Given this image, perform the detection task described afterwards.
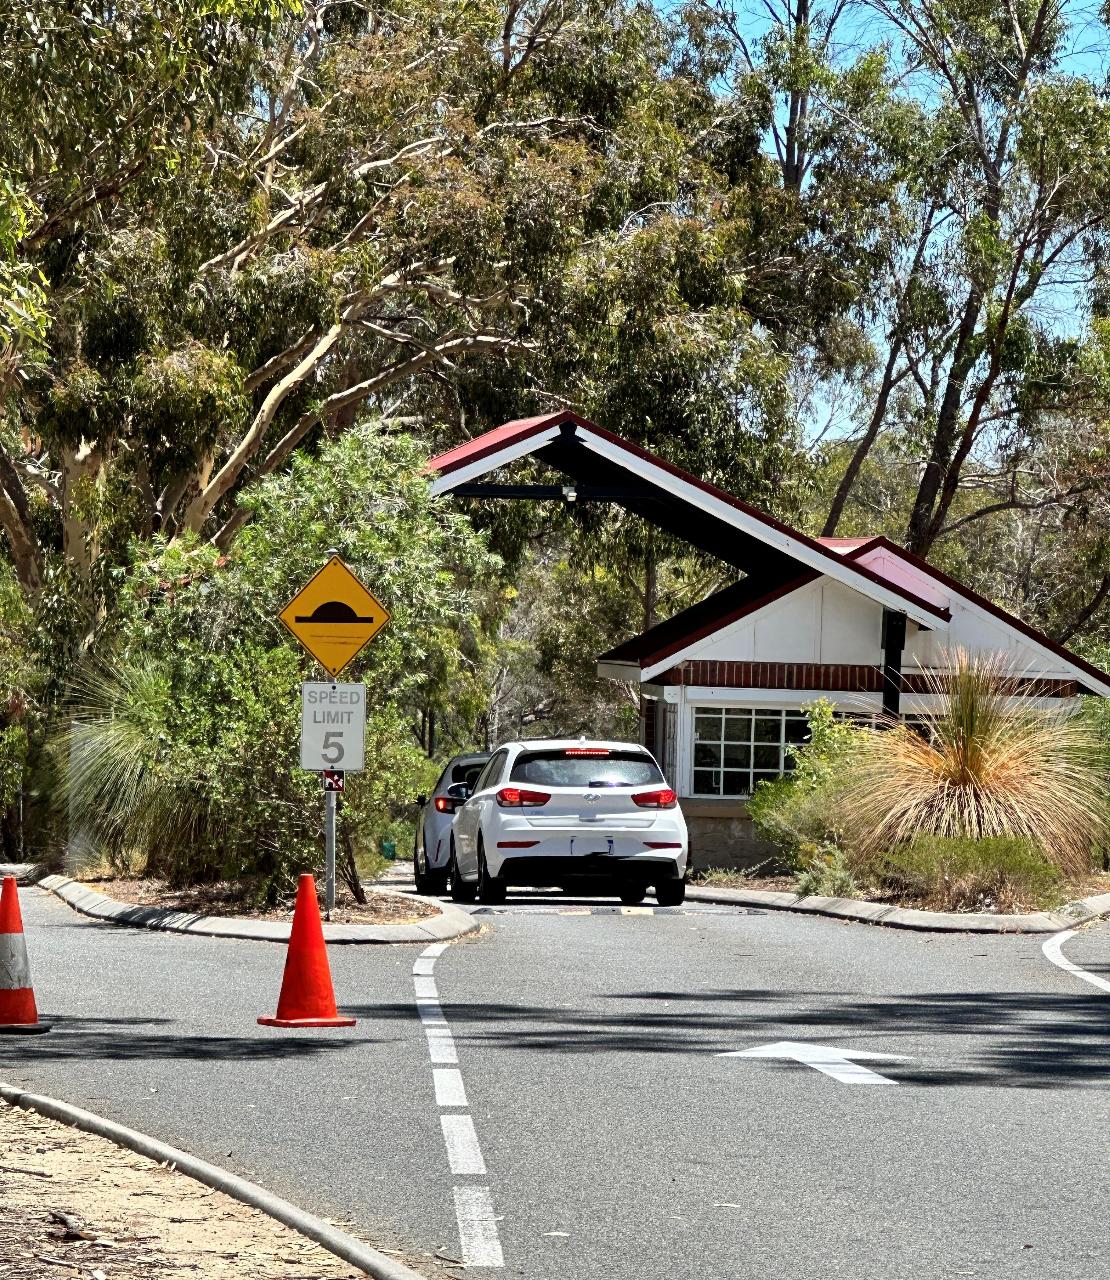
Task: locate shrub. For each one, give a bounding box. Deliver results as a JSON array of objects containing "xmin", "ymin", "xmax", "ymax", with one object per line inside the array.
[
  {"xmin": 838, "ymin": 649, "xmax": 1110, "ymax": 877},
  {"xmin": 747, "ymin": 698, "xmax": 865, "ymax": 861},
  {"xmin": 876, "ymin": 835, "xmax": 1061, "ymax": 912},
  {"xmin": 51, "ymin": 421, "xmax": 490, "ymax": 896},
  {"xmin": 794, "ymin": 845, "xmax": 858, "ymax": 898}
]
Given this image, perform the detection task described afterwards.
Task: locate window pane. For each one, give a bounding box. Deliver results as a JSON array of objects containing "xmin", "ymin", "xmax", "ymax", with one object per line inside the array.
[
  {"xmin": 693, "ymin": 769, "xmax": 719, "ymax": 795},
  {"xmin": 722, "ymin": 743, "xmax": 751, "ymax": 769},
  {"xmin": 784, "ymin": 716, "xmax": 810, "ymax": 744},
  {"xmin": 752, "ymin": 770, "xmax": 781, "ymax": 785},
  {"xmin": 754, "ymin": 744, "xmax": 781, "ymax": 770},
  {"xmin": 721, "ymin": 771, "xmax": 749, "ymax": 796},
  {"xmin": 754, "ymin": 715, "xmax": 783, "ymax": 744},
  {"xmin": 694, "ymin": 714, "xmax": 721, "ymax": 741},
  {"xmin": 694, "ymin": 742, "xmax": 720, "ymax": 768},
  {"xmin": 723, "ymin": 710, "xmax": 752, "ymax": 741}
]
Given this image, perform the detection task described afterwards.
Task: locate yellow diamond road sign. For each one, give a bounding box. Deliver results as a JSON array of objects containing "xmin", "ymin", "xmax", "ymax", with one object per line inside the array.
[{"xmin": 279, "ymin": 556, "xmax": 390, "ymax": 678}]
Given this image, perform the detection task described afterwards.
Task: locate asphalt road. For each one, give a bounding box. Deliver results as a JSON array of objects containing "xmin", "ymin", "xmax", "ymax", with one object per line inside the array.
[{"xmin": 4, "ymin": 884, "xmax": 1109, "ymax": 1280}]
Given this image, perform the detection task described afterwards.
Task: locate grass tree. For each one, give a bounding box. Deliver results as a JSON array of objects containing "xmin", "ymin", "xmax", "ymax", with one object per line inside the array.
[{"xmin": 840, "ymin": 649, "xmax": 1110, "ymax": 877}]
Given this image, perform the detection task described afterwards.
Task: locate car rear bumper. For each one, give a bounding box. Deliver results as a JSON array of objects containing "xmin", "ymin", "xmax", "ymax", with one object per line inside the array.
[{"xmin": 494, "ymin": 853, "xmax": 685, "ymax": 886}]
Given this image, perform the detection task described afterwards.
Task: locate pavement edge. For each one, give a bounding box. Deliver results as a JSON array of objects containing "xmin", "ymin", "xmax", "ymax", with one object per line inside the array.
[
  {"xmin": 0, "ymin": 1081, "xmax": 430, "ymax": 1280},
  {"xmin": 36, "ymin": 875, "xmax": 478, "ymax": 945},
  {"xmin": 687, "ymin": 885, "xmax": 1110, "ymax": 934}
]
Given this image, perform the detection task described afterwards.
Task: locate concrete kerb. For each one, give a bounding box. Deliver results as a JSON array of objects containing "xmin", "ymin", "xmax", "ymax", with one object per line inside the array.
[
  {"xmin": 0, "ymin": 1081, "xmax": 429, "ymax": 1280},
  {"xmin": 37, "ymin": 875, "xmax": 478, "ymax": 945},
  {"xmin": 686, "ymin": 883, "xmax": 1110, "ymax": 934}
]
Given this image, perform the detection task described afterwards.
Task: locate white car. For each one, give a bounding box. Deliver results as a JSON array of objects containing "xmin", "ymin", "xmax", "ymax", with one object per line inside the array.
[
  {"xmin": 447, "ymin": 739, "xmax": 688, "ymax": 905},
  {"xmin": 414, "ymin": 752, "xmax": 492, "ymax": 894}
]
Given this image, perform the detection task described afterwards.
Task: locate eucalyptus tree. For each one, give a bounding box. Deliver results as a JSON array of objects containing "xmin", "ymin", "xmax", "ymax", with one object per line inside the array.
[{"xmin": 824, "ymin": 0, "xmax": 1110, "ymax": 557}]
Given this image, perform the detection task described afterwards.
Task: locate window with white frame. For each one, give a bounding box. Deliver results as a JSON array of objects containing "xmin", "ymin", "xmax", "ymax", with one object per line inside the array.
[{"xmin": 691, "ymin": 707, "xmax": 809, "ymax": 797}]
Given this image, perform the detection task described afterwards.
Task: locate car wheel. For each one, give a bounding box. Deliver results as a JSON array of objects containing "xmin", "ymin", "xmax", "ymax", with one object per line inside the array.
[
  {"xmin": 477, "ymin": 842, "xmax": 507, "ymax": 905},
  {"xmin": 449, "ymin": 844, "xmax": 478, "ymax": 903},
  {"xmin": 618, "ymin": 884, "xmax": 647, "ymax": 905},
  {"xmin": 655, "ymin": 879, "xmax": 686, "ymax": 907},
  {"xmin": 413, "ymin": 841, "xmax": 430, "ymax": 894}
]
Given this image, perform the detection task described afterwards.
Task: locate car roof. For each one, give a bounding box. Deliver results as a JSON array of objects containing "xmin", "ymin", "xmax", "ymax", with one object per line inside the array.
[
  {"xmin": 446, "ymin": 752, "xmax": 492, "ymax": 765},
  {"xmin": 496, "ymin": 738, "xmax": 651, "ymax": 753}
]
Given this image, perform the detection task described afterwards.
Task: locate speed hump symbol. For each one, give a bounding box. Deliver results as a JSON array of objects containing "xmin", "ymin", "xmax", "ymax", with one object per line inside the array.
[{"xmin": 279, "ymin": 556, "xmax": 390, "ymax": 678}]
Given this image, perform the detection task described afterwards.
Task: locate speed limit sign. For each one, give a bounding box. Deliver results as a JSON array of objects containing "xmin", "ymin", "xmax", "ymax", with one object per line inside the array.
[{"xmin": 300, "ymin": 682, "xmax": 365, "ymax": 771}]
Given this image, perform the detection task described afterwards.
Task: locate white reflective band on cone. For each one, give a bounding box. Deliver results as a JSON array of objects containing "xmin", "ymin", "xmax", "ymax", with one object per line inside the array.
[{"xmin": 0, "ymin": 933, "xmax": 32, "ymax": 989}]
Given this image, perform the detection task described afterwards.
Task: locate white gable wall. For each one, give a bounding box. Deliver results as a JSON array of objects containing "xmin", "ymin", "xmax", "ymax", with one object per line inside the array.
[
  {"xmin": 675, "ymin": 577, "xmax": 885, "ymax": 671},
  {"xmin": 669, "ymin": 554, "xmax": 1084, "ymax": 681}
]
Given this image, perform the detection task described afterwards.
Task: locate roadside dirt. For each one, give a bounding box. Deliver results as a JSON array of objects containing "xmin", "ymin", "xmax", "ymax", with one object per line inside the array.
[
  {"xmin": 79, "ymin": 878, "xmax": 437, "ymax": 926},
  {"xmin": 0, "ymin": 1101, "xmax": 466, "ymax": 1279}
]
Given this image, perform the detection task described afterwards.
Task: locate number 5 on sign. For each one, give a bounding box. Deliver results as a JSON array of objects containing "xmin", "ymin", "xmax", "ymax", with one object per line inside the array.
[{"xmin": 301, "ymin": 683, "xmax": 365, "ymax": 772}]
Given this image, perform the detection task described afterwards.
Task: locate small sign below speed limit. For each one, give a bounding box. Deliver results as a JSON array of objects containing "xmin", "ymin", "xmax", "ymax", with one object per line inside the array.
[{"xmin": 301, "ymin": 682, "xmax": 365, "ymax": 772}]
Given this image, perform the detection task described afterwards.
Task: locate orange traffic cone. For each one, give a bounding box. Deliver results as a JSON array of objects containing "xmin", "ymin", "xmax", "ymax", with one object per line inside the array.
[
  {"xmin": 258, "ymin": 874, "xmax": 356, "ymax": 1028},
  {"xmin": 0, "ymin": 875, "xmax": 50, "ymax": 1035}
]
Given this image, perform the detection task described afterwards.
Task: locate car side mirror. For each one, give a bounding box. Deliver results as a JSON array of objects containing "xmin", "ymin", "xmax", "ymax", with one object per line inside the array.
[
  {"xmin": 415, "ymin": 794, "xmax": 427, "ymax": 808},
  {"xmin": 446, "ymin": 782, "xmax": 471, "ymax": 802}
]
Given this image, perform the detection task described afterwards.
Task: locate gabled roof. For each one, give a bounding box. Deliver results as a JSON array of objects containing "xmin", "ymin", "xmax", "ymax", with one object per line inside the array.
[
  {"xmin": 598, "ymin": 531, "xmax": 1110, "ymax": 696},
  {"xmin": 842, "ymin": 536, "xmax": 1110, "ymax": 697},
  {"xmin": 427, "ymin": 412, "xmax": 951, "ymax": 630}
]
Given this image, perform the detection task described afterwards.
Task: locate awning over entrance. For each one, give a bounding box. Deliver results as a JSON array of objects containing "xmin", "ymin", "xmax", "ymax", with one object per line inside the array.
[{"xmin": 428, "ymin": 411, "xmax": 950, "ymax": 630}]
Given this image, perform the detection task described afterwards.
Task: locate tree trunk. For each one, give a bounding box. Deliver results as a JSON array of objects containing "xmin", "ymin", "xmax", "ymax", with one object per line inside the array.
[
  {"xmin": 823, "ymin": 342, "xmax": 902, "ymax": 536},
  {"xmin": 904, "ymin": 290, "xmax": 982, "ymax": 552}
]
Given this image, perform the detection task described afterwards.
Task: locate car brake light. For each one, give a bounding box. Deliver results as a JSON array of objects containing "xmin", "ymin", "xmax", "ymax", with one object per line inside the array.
[
  {"xmin": 434, "ymin": 796, "xmax": 456, "ymax": 813},
  {"xmin": 496, "ymin": 787, "xmax": 550, "ymax": 808},
  {"xmin": 633, "ymin": 788, "xmax": 677, "ymax": 808},
  {"xmin": 565, "ymin": 747, "xmax": 610, "ymax": 756}
]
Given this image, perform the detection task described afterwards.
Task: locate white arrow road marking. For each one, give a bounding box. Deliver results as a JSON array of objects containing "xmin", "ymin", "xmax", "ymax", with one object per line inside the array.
[{"xmin": 719, "ymin": 1040, "xmax": 911, "ymax": 1084}]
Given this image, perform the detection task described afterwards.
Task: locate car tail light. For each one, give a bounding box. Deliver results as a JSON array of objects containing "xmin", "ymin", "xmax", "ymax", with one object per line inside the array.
[
  {"xmin": 496, "ymin": 787, "xmax": 550, "ymax": 808},
  {"xmin": 644, "ymin": 841, "xmax": 682, "ymax": 849},
  {"xmin": 434, "ymin": 796, "xmax": 456, "ymax": 814},
  {"xmin": 497, "ymin": 840, "xmax": 540, "ymax": 848},
  {"xmin": 633, "ymin": 788, "xmax": 677, "ymax": 808}
]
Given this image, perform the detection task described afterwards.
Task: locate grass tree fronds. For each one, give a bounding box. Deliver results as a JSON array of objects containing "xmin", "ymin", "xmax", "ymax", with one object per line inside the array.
[{"xmin": 50, "ymin": 656, "xmax": 207, "ymax": 874}]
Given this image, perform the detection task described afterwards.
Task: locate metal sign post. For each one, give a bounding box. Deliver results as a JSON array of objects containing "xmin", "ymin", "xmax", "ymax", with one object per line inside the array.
[
  {"xmin": 325, "ymin": 786, "xmax": 337, "ymax": 918},
  {"xmin": 280, "ymin": 550, "xmax": 389, "ymax": 922}
]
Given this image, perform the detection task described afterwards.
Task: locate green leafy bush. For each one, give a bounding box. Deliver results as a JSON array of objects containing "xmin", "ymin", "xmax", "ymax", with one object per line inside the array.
[
  {"xmin": 876, "ymin": 835, "xmax": 1061, "ymax": 912},
  {"xmin": 794, "ymin": 845, "xmax": 858, "ymax": 898},
  {"xmin": 747, "ymin": 698, "xmax": 864, "ymax": 862},
  {"xmin": 52, "ymin": 421, "xmax": 490, "ymax": 897}
]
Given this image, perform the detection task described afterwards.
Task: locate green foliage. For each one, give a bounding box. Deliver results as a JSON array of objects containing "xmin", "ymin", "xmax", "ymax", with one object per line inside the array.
[
  {"xmin": 877, "ymin": 835, "xmax": 1062, "ymax": 913},
  {"xmin": 794, "ymin": 846, "xmax": 858, "ymax": 899},
  {"xmin": 51, "ymin": 421, "xmax": 492, "ymax": 893},
  {"xmin": 747, "ymin": 699, "xmax": 863, "ymax": 860}
]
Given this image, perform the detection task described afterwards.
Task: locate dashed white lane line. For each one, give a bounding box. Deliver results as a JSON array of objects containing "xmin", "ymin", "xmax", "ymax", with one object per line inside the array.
[
  {"xmin": 415, "ymin": 942, "xmax": 504, "ymax": 1268},
  {"xmin": 453, "ymin": 1187, "xmax": 505, "ymax": 1268},
  {"xmin": 441, "ymin": 1114, "xmax": 487, "ymax": 1174},
  {"xmin": 434, "ymin": 1068, "xmax": 468, "ymax": 1107},
  {"xmin": 1042, "ymin": 929, "xmax": 1110, "ymax": 995}
]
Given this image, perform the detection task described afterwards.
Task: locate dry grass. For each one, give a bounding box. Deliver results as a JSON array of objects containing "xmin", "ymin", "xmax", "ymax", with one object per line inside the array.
[{"xmin": 839, "ymin": 650, "xmax": 1110, "ymax": 877}]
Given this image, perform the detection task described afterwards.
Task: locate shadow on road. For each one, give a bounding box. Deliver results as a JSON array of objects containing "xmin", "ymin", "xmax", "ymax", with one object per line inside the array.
[
  {"xmin": 0, "ymin": 1013, "xmax": 366, "ymax": 1063},
  {"xmin": 340, "ymin": 987, "xmax": 1110, "ymax": 1089}
]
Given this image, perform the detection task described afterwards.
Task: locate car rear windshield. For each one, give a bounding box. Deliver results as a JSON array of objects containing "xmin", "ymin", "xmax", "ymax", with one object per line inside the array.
[
  {"xmin": 509, "ymin": 749, "xmax": 664, "ymax": 788},
  {"xmin": 451, "ymin": 759, "xmax": 487, "ymax": 783}
]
